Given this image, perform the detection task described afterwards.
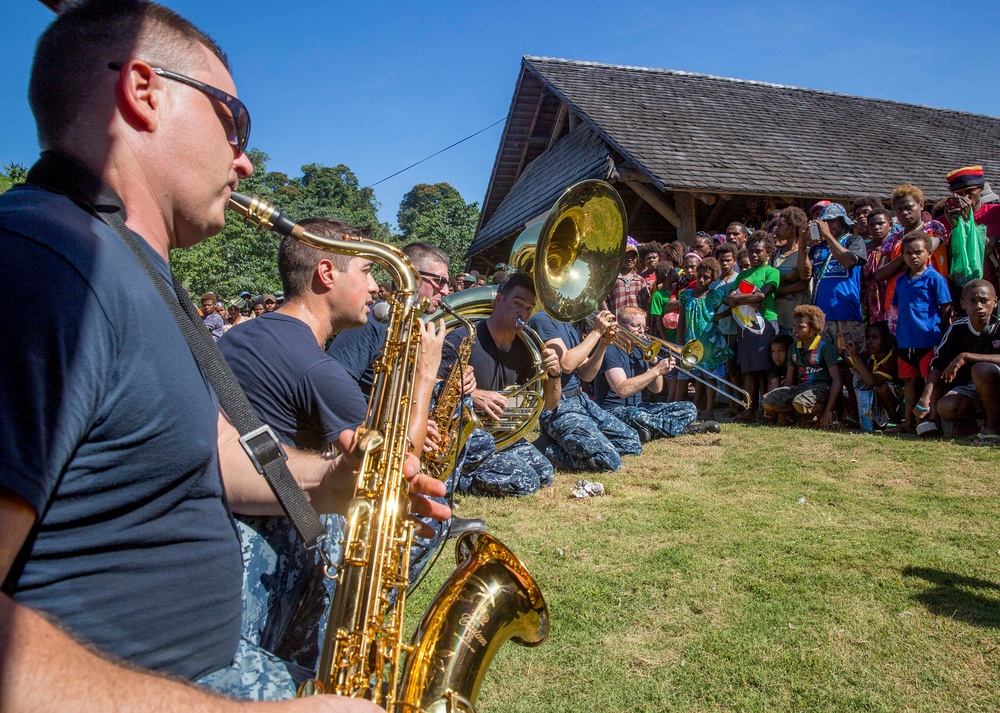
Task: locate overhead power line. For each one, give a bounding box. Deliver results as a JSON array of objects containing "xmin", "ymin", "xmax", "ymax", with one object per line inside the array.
[{"xmin": 367, "ymin": 117, "xmax": 506, "ymax": 188}]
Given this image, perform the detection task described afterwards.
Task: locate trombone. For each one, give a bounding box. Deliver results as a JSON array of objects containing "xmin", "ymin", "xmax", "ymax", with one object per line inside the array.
[{"xmin": 601, "ymin": 322, "xmax": 751, "ymax": 409}]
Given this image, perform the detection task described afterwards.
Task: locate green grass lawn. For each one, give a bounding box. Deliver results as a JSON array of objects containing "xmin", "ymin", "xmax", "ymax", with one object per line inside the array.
[{"xmin": 406, "ymin": 426, "xmax": 1000, "ymax": 712}]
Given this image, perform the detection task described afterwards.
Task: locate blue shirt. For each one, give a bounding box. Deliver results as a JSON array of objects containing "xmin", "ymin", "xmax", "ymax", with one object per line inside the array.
[
  {"xmin": 595, "ymin": 344, "xmax": 647, "ymax": 409},
  {"xmin": 809, "ymin": 234, "xmax": 867, "ymax": 322},
  {"xmin": 528, "ymin": 311, "xmax": 582, "ymax": 392},
  {"xmin": 0, "ymin": 181, "xmax": 241, "ymax": 680},
  {"xmin": 220, "ymin": 313, "xmax": 368, "ymax": 451},
  {"xmin": 326, "ymin": 315, "xmax": 387, "ymax": 396},
  {"xmin": 891, "ymin": 267, "xmax": 952, "ymax": 349}
]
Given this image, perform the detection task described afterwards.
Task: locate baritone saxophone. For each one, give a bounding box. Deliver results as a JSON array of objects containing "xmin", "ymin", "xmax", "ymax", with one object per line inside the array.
[{"xmin": 229, "ymin": 193, "xmax": 548, "ymax": 713}]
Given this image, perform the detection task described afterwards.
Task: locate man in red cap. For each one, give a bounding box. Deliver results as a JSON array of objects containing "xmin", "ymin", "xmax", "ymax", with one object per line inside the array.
[{"xmin": 940, "ymin": 166, "xmax": 1000, "ymax": 295}]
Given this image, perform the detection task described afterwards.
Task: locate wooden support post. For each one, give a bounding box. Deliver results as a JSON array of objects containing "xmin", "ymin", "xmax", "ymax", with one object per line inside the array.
[
  {"xmin": 547, "ymin": 103, "xmax": 568, "ymax": 150},
  {"xmin": 704, "ymin": 194, "xmax": 730, "ymax": 231},
  {"xmin": 674, "ymin": 192, "xmax": 697, "ymax": 245},
  {"xmin": 515, "ymin": 91, "xmax": 546, "ymax": 178},
  {"xmin": 623, "ymin": 180, "xmax": 681, "ymax": 229}
]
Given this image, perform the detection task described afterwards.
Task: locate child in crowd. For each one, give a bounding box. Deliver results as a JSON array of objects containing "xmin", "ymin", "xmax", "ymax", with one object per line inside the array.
[
  {"xmin": 650, "ymin": 262, "xmax": 680, "ymax": 343},
  {"xmin": 842, "ymin": 322, "xmax": 902, "ymax": 431},
  {"xmin": 726, "ymin": 233, "xmax": 780, "ymax": 422},
  {"xmin": 916, "ymin": 279, "xmax": 1000, "ymax": 443},
  {"xmin": 713, "ymin": 243, "xmax": 742, "ymax": 411},
  {"xmin": 891, "ymin": 231, "xmax": 953, "ymax": 434},
  {"xmin": 736, "ymin": 250, "xmax": 751, "ymax": 272},
  {"xmin": 761, "ymin": 305, "xmax": 842, "ymax": 428},
  {"xmin": 768, "ymin": 333, "xmax": 794, "ymax": 393},
  {"xmin": 677, "ymin": 258, "xmax": 733, "ymax": 419}
]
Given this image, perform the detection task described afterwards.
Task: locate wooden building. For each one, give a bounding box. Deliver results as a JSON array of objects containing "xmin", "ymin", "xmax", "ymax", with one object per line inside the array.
[{"xmin": 468, "ymin": 56, "xmax": 1000, "ymax": 270}]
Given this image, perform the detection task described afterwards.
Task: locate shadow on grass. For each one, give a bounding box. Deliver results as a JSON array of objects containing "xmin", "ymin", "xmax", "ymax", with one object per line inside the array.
[{"xmin": 903, "ymin": 566, "xmax": 1000, "ymax": 628}]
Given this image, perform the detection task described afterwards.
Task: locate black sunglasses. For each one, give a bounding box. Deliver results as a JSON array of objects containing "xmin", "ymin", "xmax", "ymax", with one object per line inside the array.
[
  {"xmin": 108, "ymin": 62, "xmax": 251, "ymax": 156},
  {"xmin": 419, "ymin": 271, "xmax": 449, "ymax": 289}
]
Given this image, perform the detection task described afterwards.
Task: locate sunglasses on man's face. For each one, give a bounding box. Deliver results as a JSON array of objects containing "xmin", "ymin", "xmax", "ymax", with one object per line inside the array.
[
  {"xmin": 419, "ymin": 271, "xmax": 450, "ymax": 289},
  {"xmin": 108, "ymin": 62, "xmax": 251, "ymax": 156}
]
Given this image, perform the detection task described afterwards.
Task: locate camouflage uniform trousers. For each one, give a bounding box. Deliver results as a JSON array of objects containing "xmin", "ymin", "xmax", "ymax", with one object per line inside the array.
[
  {"xmin": 539, "ymin": 392, "xmax": 642, "ymax": 472},
  {"xmin": 196, "ymin": 513, "xmax": 342, "ymax": 699},
  {"xmin": 454, "ymin": 427, "xmax": 554, "ymax": 496},
  {"xmin": 608, "ymin": 400, "xmax": 698, "ymax": 438}
]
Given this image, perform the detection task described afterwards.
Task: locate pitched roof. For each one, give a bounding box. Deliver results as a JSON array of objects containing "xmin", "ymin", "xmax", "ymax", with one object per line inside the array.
[
  {"xmin": 470, "ymin": 123, "xmax": 614, "ymax": 256},
  {"xmin": 524, "ymin": 56, "xmax": 1000, "ymax": 198},
  {"xmin": 472, "ymin": 56, "xmax": 1000, "ymax": 257}
]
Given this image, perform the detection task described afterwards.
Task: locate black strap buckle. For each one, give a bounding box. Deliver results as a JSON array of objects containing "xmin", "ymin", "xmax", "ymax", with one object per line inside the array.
[{"xmin": 239, "ymin": 424, "xmax": 288, "ymax": 475}]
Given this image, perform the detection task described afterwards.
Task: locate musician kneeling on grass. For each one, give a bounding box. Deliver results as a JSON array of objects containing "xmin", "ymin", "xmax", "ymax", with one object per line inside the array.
[
  {"xmin": 438, "ymin": 273, "xmax": 562, "ymax": 496},
  {"xmin": 529, "ymin": 306, "xmax": 642, "ymax": 471},
  {"xmin": 594, "ymin": 306, "xmax": 713, "ymax": 440}
]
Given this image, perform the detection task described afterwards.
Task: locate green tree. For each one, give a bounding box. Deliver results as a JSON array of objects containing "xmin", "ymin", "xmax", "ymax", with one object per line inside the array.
[
  {"xmin": 0, "ymin": 163, "xmax": 28, "ymax": 194},
  {"xmin": 397, "ymin": 183, "xmax": 479, "ymax": 271},
  {"xmin": 170, "ymin": 148, "xmax": 283, "ymax": 297}
]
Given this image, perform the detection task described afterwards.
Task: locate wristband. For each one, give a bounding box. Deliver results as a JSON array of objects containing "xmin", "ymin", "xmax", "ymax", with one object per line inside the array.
[{"xmin": 914, "ymin": 403, "xmax": 930, "ymax": 412}]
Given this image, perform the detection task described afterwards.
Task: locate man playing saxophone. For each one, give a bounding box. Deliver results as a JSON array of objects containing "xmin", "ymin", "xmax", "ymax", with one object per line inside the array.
[
  {"xmin": 438, "ymin": 273, "xmax": 563, "ymax": 496},
  {"xmin": 0, "ymin": 2, "xmax": 447, "ymax": 710}
]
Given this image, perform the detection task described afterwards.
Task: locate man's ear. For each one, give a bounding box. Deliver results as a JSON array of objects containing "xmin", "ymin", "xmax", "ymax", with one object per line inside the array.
[
  {"xmin": 316, "ymin": 258, "xmax": 339, "ymax": 289},
  {"xmin": 115, "ymin": 60, "xmax": 161, "ymax": 134}
]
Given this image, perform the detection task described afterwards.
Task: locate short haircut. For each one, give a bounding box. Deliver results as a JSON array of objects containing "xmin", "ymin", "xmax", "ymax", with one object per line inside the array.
[
  {"xmin": 900, "ymin": 230, "xmax": 932, "ymax": 253},
  {"xmin": 779, "ymin": 206, "xmax": 808, "ymax": 234},
  {"xmin": 714, "ymin": 242, "xmax": 737, "ymax": 259},
  {"xmin": 745, "ymin": 231, "xmax": 774, "ymax": 255},
  {"xmin": 736, "ymin": 249, "xmax": 749, "ymax": 263},
  {"xmin": 497, "ymin": 271, "xmax": 535, "ymax": 298},
  {"xmin": 29, "ymin": 0, "xmax": 229, "ymax": 150},
  {"xmin": 770, "ymin": 333, "xmax": 794, "ymax": 349},
  {"xmin": 617, "ymin": 305, "xmax": 646, "ymax": 322},
  {"xmin": 727, "ymin": 222, "xmax": 748, "ymax": 235},
  {"xmin": 891, "ymin": 184, "xmax": 924, "ymax": 207},
  {"xmin": 961, "ymin": 278, "xmax": 996, "ymax": 301},
  {"xmin": 199, "ymin": 292, "xmax": 216, "ymax": 303},
  {"xmin": 698, "ymin": 257, "xmax": 721, "ymax": 281},
  {"xmin": 867, "ymin": 208, "xmax": 892, "ymax": 224},
  {"xmin": 851, "ymin": 195, "xmax": 884, "ymax": 214},
  {"xmin": 402, "ymin": 242, "xmax": 449, "ymax": 272},
  {"xmin": 654, "ymin": 262, "xmax": 676, "ymax": 287},
  {"xmin": 793, "ymin": 304, "xmax": 826, "ymax": 333},
  {"xmin": 279, "ymin": 217, "xmax": 367, "ymax": 298}
]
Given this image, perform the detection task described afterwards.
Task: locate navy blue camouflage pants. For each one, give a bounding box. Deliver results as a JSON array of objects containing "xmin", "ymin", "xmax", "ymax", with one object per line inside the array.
[
  {"xmin": 539, "ymin": 393, "xmax": 641, "ymax": 471},
  {"xmin": 608, "ymin": 400, "xmax": 698, "ymax": 438},
  {"xmin": 198, "ymin": 505, "xmax": 445, "ymax": 700},
  {"xmin": 455, "ymin": 428, "xmax": 554, "ymax": 496}
]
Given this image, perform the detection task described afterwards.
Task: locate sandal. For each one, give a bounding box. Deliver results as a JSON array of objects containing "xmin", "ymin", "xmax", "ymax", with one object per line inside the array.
[{"xmin": 972, "ymin": 432, "xmax": 1000, "ymax": 447}]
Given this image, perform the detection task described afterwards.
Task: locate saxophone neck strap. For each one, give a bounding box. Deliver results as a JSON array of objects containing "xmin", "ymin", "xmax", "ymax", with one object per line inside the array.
[{"xmin": 26, "ymin": 152, "xmax": 329, "ymax": 560}]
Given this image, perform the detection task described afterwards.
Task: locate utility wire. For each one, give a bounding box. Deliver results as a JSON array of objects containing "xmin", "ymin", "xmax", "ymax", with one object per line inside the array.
[{"xmin": 367, "ymin": 117, "xmax": 506, "ymax": 188}]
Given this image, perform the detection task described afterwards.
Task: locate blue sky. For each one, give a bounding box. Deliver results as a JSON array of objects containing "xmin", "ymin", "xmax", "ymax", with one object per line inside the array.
[{"xmin": 3, "ymin": 1, "xmax": 998, "ymax": 229}]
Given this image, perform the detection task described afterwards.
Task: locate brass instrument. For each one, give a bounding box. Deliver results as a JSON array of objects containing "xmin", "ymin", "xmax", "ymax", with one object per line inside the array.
[
  {"xmin": 649, "ymin": 335, "xmax": 752, "ymax": 409},
  {"xmin": 229, "ymin": 193, "xmax": 548, "ymax": 712},
  {"xmin": 423, "ymin": 300, "xmax": 481, "ymax": 482},
  {"xmin": 425, "ymin": 286, "xmax": 547, "ymax": 454},
  {"xmin": 592, "ymin": 318, "xmax": 663, "ymax": 363}
]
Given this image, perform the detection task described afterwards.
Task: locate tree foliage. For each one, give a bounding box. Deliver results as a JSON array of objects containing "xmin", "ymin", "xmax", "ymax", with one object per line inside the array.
[
  {"xmin": 397, "ymin": 183, "xmax": 479, "ymax": 271},
  {"xmin": 0, "ymin": 163, "xmax": 28, "ymax": 195},
  {"xmin": 170, "ymin": 153, "xmax": 393, "ymax": 297}
]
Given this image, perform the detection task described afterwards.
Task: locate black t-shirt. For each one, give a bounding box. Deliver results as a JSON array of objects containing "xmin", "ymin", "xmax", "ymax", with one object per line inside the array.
[
  {"xmin": 931, "ymin": 317, "xmax": 1000, "ymax": 387},
  {"xmin": 220, "ymin": 313, "xmax": 368, "ymax": 451},
  {"xmin": 439, "ymin": 320, "xmax": 534, "ymax": 391},
  {"xmin": 0, "ymin": 181, "xmax": 241, "ymax": 680},
  {"xmin": 326, "ymin": 316, "xmax": 387, "ymax": 396},
  {"xmin": 596, "ymin": 344, "xmax": 646, "ymax": 409}
]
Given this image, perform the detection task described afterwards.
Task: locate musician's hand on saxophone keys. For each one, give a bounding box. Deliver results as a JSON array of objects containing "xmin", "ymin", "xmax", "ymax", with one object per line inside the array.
[{"xmin": 460, "ymin": 365, "xmax": 477, "ymax": 395}]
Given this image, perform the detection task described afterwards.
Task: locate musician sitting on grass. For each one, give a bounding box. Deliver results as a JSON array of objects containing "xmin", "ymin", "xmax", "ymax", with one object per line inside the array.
[
  {"xmin": 529, "ymin": 304, "xmax": 642, "ymax": 472},
  {"xmin": 761, "ymin": 305, "xmax": 842, "ymax": 429},
  {"xmin": 594, "ymin": 306, "xmax": 715, "ymax": 441},
  {"xmin": 438, "ymin": 273, "xmax": 562, "ymax": 496}
]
